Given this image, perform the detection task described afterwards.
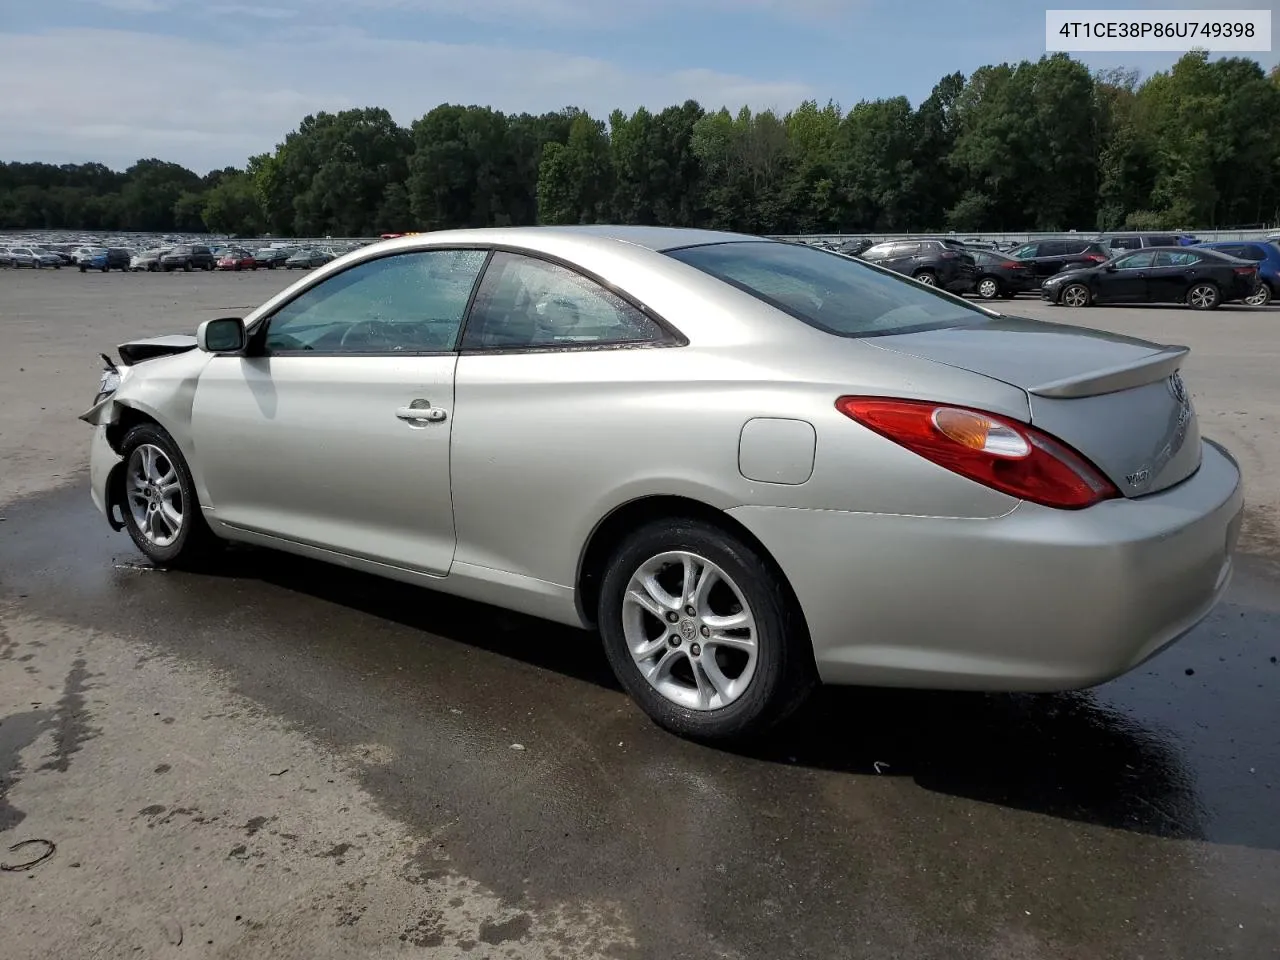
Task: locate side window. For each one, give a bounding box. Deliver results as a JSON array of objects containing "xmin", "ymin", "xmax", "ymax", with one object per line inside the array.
[
  {"xmin": 1240, "ymin": 245, "xmax": 1267, "ymax": 262},
  {"xmin": 1010, "ymin": 243, "xmax": 1038, "ymax": 258},
  {"xmin": 861, "ymin": 243, "xmax": 893, "ymax": 259},
  {"xmin": 263, "ymin": 249, "xmax": 488, "ymax": 354},
  {"xmin": 892, "ymin": 242, "xmax": 922, "ymax": 257},
  {"xmin": 1114, "ymin": 251, "xmax": 1157, "ymax": 269},
  {"xmin": 461, "ymin": 252, "xmax": 665, "ymax": 350},
  {"xmin": 1154, "ymin": 251, "xmax": 1200, "ymax": 267},
  {"xmin": 1109, "ymin": 237, "xmax": 1141, "ymax": 252},
  {"xmin": 1146, "ymin": 235, "xmax": 1178, "ymax": 247}
]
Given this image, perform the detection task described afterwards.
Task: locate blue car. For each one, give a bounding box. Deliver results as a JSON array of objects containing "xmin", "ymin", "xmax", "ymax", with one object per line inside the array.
[
  {"xmin": 78, "ymin": 249, "xmax": 109, "ymax": 273},
  {"xmin": 1197, "ymin": 240, "xmax": 1279, "ymax": 306}
]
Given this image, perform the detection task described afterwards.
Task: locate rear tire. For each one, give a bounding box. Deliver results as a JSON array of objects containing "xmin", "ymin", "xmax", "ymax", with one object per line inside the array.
[
  {"xmin": 1186, "ymin": 282, "xmax": 1219, "ymax": 310},
  {"xmin": 975, "ymin": 277, "xmax": 1001, "ymax": 300},
  {"xmin": 598, "ymin": 518, "xmax": 816, "ymax": 741},
  {"xmin": 1244, "ymin": 283, "xmax": 1272, "ymax": 307},
  {"xmin": 119, "ymin": 423, "xmax": 221, "ymax": 569}
]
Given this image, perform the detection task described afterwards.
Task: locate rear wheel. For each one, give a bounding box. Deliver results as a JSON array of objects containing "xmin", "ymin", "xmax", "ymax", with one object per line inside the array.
[
  {"xmin": 1061, "ymin": 283, "xmax": 1091, "ymax": 307},
  {"xmin": 914, "ymin": 270, "xmax": 937, "ymax": 286},
  {"xmin": 1187, "ymin": 282, "xmax": 1219, "ymax": 310},
  {"xmin": 1244, "ymin": 283, "xmax": 1272, "ymax": 307},
  {"xmin": 976, "ymin": 276, "xmax": 1001, "ymax": 300},
  {"xmin": 119, "ymin": 423, "xmax": 220, "ymax": 568},
  {"xmin": 183, "ymin": 260, "xmax": 193, "ymax": 272},
  {"xmin": 598, "ymin": 518, "xmax": 816, "ymax": 741}
]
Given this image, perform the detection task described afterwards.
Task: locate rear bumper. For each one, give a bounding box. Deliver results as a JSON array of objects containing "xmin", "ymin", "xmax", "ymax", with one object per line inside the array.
[{"xmin": 728, "ymin": 438, "xmax": 1243, "ymax": 691}]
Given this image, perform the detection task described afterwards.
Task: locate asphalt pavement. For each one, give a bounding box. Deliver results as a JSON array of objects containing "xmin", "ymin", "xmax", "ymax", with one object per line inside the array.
[{"xmin": 1, "ymin": 268, "xmax": 1277, "ymax": 959}]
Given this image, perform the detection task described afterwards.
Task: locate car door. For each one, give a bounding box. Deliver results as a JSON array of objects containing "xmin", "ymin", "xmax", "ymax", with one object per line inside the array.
[
  {"xmin": 1097, "ymin": 250, "xmax": 1156, "ymax": 302},
  {"xmin": 1143, "ymin": 250, "xmax": 1202, "ymax": 302},
  {"xmin": 450, "ymin": 250, "xmax": 679, "ymax": 587},
  {"xmin": 190, "ymin": 247, "xmax": 489, "ymax": 575}
]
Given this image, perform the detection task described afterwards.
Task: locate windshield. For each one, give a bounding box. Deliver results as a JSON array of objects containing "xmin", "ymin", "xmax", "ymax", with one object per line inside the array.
[{"xmin": 665, "ymin": 241, "xmax": 993, "ymax": 338}]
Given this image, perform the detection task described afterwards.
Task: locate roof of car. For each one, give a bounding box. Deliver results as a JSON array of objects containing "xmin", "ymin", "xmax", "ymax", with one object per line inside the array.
[{"xmin": 384, "ymin": 225, "xmax": 767, "ymax": 254}]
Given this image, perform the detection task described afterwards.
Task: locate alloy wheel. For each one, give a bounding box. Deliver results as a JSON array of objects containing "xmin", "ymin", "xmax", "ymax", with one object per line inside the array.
[
  {"xmin": 1062, "ymin": 284, "xmax": 1090, "ymax": 307},
  {"xmin": 1188, "ymin": 284, "xmax": 1218, "ymax": 309},
  {"xmin": 621, "ymin": 551, "xmax": 758, "ymax": 711},
  {"xmin": 126, "ymin": 443, "xmax": 185, "ymax": 547}
]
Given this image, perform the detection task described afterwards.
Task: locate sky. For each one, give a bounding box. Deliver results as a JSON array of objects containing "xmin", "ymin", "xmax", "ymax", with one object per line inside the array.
[{"xmin": 1, "ymin": 0, "xmax": 1275, "ymax": 173}]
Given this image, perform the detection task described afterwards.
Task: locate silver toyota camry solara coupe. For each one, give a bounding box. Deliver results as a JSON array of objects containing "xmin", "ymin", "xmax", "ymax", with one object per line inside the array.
[{"xmin": 81, "ymin": 226, "xmax": 1244, "ymax": 740}]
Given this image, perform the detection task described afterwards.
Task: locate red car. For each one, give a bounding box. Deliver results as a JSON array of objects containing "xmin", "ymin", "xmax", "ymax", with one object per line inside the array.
[{"xmin": 216, "ymin": 250, "xmax": 258, "ymax": 271}]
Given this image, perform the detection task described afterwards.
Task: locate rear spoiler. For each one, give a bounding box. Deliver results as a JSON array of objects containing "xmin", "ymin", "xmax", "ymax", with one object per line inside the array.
[{"xmin": 1028, "ymin": 345, "xmax": 1189, "ymax": 399}]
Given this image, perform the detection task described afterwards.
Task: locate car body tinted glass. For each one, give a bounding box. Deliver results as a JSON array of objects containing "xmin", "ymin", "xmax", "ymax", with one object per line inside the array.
[
  {"xmin": 1010, "ymin": 243, "xmax": 1038, "ymax": 258},
  {"xmin": 1114, "ymin": 251, "xmax": 1157, "ymax": 269},
  {"xmin": 1146, "ymin": 235, "xmax": 1178, "ymax": 247},
  {"xmin": 667, "ymin": 241, "xmax": 993, "ymax": 338},
  {"xmin": 264, "ymin": 249, "xmax": 487, "ymax": 353},
  {"xmin": 1108, "ymin": 236, "xmax": 1141, "ymax": 251},
  {"xmin": 861, "ymin": 243, "xmax": 894, "ymax": 259},
  {"xmin": 461, "ymin": 252, "xmax": 664, "ymax": 350},
  {"xmin": 892, "ymin": 242, "xmax": 922, "ymax": 257},
  {"xmin": 1154, "ymin": 251, "xmax": 1200, "ymax": 267}
]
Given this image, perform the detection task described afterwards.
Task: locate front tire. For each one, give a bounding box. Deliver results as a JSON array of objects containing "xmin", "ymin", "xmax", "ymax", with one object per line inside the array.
[
  {"xmin": 1187, "ymin": 282, "xmax": 1219, "ymax": 310},
  {"xmin": 598, "ymin": 518, "xmax": 816, "ymax": 741},
  {"xmin": 119, "ymin": 423, "xmax": 219, "ymax": 568},
  {"xmin": 975, "ymin": 276, "xmax": 1001, "ymax": 300},
  {"xmin": 1060, "ymin": 282, "xmax": 1091, "ymax": 307},
  {"xmin": 914, "ymin": 270, "xmax": 937, "ymax": 286}
]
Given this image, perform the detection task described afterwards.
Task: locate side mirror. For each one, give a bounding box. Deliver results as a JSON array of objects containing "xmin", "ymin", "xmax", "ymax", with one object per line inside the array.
[
  {"xmin": 197, "ymin": 317, "xmax": 246, "ymax": 353},
  {"xmin": 1104, "ymin": 264, "xmax": 1117, "ymax": 272}
]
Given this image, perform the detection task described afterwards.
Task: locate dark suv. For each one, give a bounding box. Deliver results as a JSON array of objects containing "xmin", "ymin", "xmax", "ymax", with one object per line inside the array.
[
  {"xmin": 858, "ymin": 239, "xmax": 978, "ymax": 292},
  {"xmin": 1006, "ymin": 238, "xmax": 1110, "ymax": 281},
  {"xmin": 160, "ymin": 244, "xmax": 215, "ymax": 272}
]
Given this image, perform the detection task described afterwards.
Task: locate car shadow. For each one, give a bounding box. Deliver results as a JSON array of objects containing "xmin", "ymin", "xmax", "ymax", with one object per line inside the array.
[{"xmin": 195, "ymin": 542, "xmax": 1239, "ymax": 847}]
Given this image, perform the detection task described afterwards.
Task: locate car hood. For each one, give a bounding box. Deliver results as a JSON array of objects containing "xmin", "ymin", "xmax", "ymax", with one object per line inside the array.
[{"xmin": 116, "ymin": 334, "xmax": 199, "ymax": 366}]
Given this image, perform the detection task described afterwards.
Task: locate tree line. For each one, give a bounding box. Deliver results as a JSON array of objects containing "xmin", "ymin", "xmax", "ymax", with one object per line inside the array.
[{"xmin": 3, "ymin": 52, "xmax": 1278, "ymax": 238}]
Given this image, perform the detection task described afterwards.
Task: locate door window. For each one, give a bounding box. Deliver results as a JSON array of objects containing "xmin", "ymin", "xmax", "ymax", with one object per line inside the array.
[
  {"xmin": 1009, "ymin": 243, "xmax": 1038, "ymax": 258},
  {"xmin": 1113, "ymin": 251, "xmax": 1157, "ymax": 269},
  {"xmin": 263, "ymin": 249, "xmax": 488, "ymax": 354},
  {"xmin": 1154, "ymin": 251, "xmax": 1201, "ymax": 267},
  {"xmin": 460, "ymin": 252, "xmax": 665, "ymax": 350}
]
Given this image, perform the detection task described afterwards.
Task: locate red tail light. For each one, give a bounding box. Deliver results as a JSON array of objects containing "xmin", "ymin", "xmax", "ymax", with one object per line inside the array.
[
  {"xmin": 835, "ymin": 397, "xmax": 1120, "ymax": 509},
  {"xmin": 1083, "ymin": 254, "xmax": 1107, "ymax": 263},
  {"xmin": 1000, "ymin": 261, "xmax": 1024, "ymax": 270},
  {"xmin": 1234, "ymin": 266, "xmax": 1256, "ymax": 274}
]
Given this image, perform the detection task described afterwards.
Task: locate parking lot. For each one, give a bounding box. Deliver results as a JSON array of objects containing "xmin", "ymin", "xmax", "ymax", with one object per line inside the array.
[{"xmin": 1, "ymin": 268, "xmax": 1277, "ymax": 958}]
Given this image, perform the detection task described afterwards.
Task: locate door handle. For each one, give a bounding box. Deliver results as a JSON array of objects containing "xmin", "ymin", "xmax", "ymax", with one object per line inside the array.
[{"xmin": 395, "ymin": 404, "xmax": 447, "ymax": 423}]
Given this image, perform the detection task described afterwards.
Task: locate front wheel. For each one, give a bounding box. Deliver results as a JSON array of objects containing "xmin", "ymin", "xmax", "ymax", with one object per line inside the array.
[
  {"xmin": 598, "ymin": 518, "xmax": 816, "ymax": 741},
  {"xmin": 975, "ymin": 277, "xmax": 1001, "ymax": 300},
  {"xmin": 120, "ymin": 423, "xmax": 220, "ymax": 568},
  {"xmin": 1244, "ymin": 283, "xmax": 1272, "ymax": 307},
  {"xmin": 914, "ymin": 270, "xmax": 937, "ymax": 286},
  {"xmin": 1186, "ymin": 282, "xmax": 1219, "ymax": 310},
  {"xmin": 1060, "ymin": 283, "xmax": 1091, "ymax": 307}
]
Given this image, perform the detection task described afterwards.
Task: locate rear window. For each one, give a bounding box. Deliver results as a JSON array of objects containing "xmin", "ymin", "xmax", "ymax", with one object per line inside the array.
[
  {"xmin": 665, "ymin": 241, "xmax": 993, "ymax": 338},
  {"xmin": 1145, "ymin": 235, "xmax": 1178, "ymax": 247}
]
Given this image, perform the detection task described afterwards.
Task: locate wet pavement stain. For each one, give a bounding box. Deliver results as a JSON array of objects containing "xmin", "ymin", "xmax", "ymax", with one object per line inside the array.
[
  {"xmin": 0, "ymin": 483, "xmax": 1277, "ymax": 958},
  {"xmin": 36, "ymin": 658, "xmax": 97, "ymax": 774},
  {"xmin": 0, "ymin": 708, "xmax": 52, "ymax": 832}
]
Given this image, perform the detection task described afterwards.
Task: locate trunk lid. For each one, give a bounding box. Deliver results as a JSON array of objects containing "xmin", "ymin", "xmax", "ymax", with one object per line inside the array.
[{"xmin": 867, "ymin": 315, "xmax": 1201, "ymax": 497}]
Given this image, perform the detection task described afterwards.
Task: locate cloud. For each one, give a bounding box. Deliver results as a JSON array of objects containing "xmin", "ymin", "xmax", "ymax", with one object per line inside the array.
[{"xmin": 0, "ymin": 28, "xmax": 812, "ymax": 172}]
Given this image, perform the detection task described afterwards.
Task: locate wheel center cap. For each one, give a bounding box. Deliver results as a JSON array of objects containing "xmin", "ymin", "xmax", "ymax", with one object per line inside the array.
[{"xmin": 678, "ymin": 619, "xmax": 698, "ymax": 643}]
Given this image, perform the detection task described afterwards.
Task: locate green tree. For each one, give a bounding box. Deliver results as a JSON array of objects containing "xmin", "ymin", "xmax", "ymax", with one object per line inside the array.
[{"xmin": 536, "ymin": 113, "xmax": 612, "ymax": 224}]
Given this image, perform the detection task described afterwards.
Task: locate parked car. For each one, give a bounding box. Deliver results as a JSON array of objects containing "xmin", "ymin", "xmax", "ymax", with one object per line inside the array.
[
  {"xmin": 1006, "ymin": 238, "xmax": 1110, "ymax": 282},
  {"xmin": 858, "ymin": 238, "xmax": 977, "ymax": 292},
  {"xmin": 7, "ymin": 246, "xmax": 62, "ymax": 268},
  {"xmin": 78, "ymin": 249, "xmax": 110, "ymax": 272},
  {"xmin": 285, "ymin": 249, "xmax": 334, "ymax": 269},
  {"xmin": 131, "ymin": 248, "xmax": 171, "ymax": 272},
  {"xmin": 216, "ymin": 249, "xmax": 258, "ymax": 271},
  {"xmin": 79, "ymin": 226, "xmax": 1243, "ymax": 741},
  {"xmin": 0, "ymin": 248, "xmax": 15, "ymax": 267},
  {"xmin": 967, "ymin": 249, "xmax": 1036, "ymax": 300},
  {"xmin": 1195, "ymin": 240, "xmax": 1280, "ymax": 306},
  {"xmin": 160, "ymin": 244, "xmax": 215, "ymax": 272},
  {"xmin": 1094, "ymin": 232, "xmax": 1197, "ymax": 256},
  {"xmin": 255, "ymin": 248, "xmax": 292, "ymax": 269},
  {"xmin": 1041, "ymin": 246, "xmax": 1260, "ymax": 310}
]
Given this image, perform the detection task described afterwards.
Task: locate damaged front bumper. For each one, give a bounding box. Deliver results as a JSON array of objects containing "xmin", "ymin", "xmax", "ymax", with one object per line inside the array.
[{"xmin": 89, "ymin": 423, "xmax": 126, "ymax": 531}]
